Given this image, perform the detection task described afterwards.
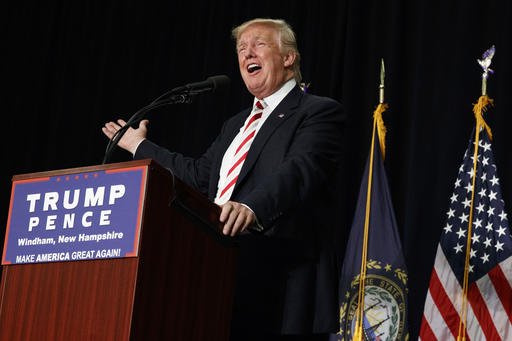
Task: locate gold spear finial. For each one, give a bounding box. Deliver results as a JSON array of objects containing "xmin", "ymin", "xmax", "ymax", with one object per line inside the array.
[
  {"xmin": 477, "ymin": 45, "xmax": 495, "ymax": 96},
  {"xmin": 379, "ymin": 58, "xmax": 385, "ymax": 104}
]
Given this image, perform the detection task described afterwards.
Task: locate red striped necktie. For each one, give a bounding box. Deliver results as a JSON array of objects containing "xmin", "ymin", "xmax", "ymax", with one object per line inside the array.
[{"xmin": 215, "ymin": 100, "xmax": 266, "ymax": 204}]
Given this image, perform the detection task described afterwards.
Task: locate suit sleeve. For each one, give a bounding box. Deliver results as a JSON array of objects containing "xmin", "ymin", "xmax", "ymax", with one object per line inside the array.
[{"xmin": 133, "ymin": 131, "xmax": 226, "ymax": 196}]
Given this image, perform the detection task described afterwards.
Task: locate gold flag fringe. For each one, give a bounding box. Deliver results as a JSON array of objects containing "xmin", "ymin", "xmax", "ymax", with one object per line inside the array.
[
  {"xmin": 473, "ymin": 95, "xmax": 493, "ymax": 140},
  {"xmin": 373, "ymin": 103, "xmax": 389, "ymax": 159}
]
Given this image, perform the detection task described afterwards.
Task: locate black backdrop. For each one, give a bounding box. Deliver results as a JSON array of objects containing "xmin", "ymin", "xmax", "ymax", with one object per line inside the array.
[{"xmin": 2, "ymin": 1, "xmax": 511, "ymax": 338}]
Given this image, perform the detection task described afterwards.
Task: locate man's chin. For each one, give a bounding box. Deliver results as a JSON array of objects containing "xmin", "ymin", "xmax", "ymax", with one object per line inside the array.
[{"xmin": 243, "ymin": 82, "xmax": 262, "ymax": 95}]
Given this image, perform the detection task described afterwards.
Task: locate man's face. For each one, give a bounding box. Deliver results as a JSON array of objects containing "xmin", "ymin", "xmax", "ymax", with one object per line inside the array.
[{"xmin": 236, "ymin": 24, "xmax": 295, "ymax": 99}]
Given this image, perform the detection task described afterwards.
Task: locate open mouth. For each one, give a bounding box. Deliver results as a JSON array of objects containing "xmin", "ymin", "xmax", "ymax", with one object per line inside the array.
[{"xmin": 247, "ymin": 63, "xmax": 262, "ymax": 73}]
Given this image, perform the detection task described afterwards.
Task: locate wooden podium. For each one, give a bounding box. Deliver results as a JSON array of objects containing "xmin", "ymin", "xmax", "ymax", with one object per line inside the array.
[{"xmin": 0, "ymin": 159, "xmax": 238, "ymax": 340}]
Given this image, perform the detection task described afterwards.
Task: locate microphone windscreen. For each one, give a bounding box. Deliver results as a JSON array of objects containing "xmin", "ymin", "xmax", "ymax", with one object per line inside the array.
[{"xmin": 208, "ymin": 75, "xmax": 230, "ymax": 91}]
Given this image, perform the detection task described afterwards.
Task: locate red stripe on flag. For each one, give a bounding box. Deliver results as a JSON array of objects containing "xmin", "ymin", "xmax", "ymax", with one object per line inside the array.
[
  {"xmin": 419, "ymin": 315, "xmax": 437, "ymax": 341},
  {"xmin": 488, "ymin": 264, "xmax": 512, "ymax": 323},
  {"xmin": 467, "ymin": 283, "xmax": 500, "ymax": 340},
  {"xmin": 428, "ymin": 269, "xmax": 460, "ymax": 339}
]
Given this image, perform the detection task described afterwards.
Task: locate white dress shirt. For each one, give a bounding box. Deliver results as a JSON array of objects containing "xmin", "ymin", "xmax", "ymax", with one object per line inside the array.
[{"xmin": 215, "ymin": 78, "xmax": 297, "ymax": 203}]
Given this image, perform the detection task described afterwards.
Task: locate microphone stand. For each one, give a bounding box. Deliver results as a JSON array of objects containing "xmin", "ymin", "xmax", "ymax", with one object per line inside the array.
[{"xmin": 102, "ymin": 89, "xmax": 194, "ymax": 164}]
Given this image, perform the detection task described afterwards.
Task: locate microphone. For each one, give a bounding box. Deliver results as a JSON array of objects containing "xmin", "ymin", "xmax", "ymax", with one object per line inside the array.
[{"xmin": 172, "ymin": 75, "xmax": 230, "ymax": 94}]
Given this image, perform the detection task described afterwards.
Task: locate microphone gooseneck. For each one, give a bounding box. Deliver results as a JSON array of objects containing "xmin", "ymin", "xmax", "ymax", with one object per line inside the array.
[{"xmin": 102, "ymin": 75, "xmax": 231, "ymax": 164}]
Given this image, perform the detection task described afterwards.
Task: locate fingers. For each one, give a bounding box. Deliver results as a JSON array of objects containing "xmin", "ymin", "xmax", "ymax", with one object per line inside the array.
[
  {"xmin": 102, "ymin": 119, "xmax": 133, "ymax": 140},
  {"xmin": 102, "ymin": 121, "xmax": 123, "ymax": 139},
  {"xmin": 102, "ymin": 119, "xmax": 147, "ymax": 136},
  {"xmin": 102, "ymin": 124, "xmax": 115, "ymax": 139},
  {"xmin": 219, "ymin": 201, "xmax": 255, "ymax": 236}
]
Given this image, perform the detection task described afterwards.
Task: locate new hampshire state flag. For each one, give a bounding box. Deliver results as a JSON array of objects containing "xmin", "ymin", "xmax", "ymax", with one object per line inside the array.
[{"xmin": 332, "ymin": 107, "xmax": 409, "ymax": 340}]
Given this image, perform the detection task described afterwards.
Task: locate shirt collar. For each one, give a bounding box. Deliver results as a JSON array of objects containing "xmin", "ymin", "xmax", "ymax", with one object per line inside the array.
[{"xmin": 252, "ymin": 78, "xmax": 297, "ymax": 112}]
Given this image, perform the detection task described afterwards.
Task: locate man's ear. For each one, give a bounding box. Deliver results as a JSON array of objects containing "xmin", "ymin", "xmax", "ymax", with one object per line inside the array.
[{"xmin": 283, "ymin": 51, "xmax": 296, "ymax": 67}]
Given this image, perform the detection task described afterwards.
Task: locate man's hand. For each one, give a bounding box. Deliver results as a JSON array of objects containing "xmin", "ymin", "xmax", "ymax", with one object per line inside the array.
[
  {"xmin": 102, "ymin": 119, "xmax": 148, "ymax": 155},
  {"xmin": 219, "ymin": 201, "xmax": 256, "ymax": 236}
]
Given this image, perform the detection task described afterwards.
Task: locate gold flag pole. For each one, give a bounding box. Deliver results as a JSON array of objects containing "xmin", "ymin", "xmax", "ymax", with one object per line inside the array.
[
  {"xmin": 353, "ymin": 59, "xmax": 389, "ymax": 341},
  {"xmin": 457, "ymin": 45, "xmax": 495, "ymax": 341}
]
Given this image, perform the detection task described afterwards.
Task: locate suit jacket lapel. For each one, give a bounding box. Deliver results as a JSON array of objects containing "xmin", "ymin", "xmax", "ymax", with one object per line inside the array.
[{"xmin": 234, "ymin": 86, "xmax": 303, "ymax": 192}]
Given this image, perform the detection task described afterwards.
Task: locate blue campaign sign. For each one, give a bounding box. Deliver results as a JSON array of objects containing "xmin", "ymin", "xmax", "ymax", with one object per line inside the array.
[{"xmin": 2, "ymin": 166, "xmax": 148, "ymax": 264}]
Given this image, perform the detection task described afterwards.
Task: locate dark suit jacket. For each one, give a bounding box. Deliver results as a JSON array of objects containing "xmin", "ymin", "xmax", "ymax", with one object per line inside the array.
[{"xmin": 135, "ymin": 85, "xmax": 346, "ymax": 334}]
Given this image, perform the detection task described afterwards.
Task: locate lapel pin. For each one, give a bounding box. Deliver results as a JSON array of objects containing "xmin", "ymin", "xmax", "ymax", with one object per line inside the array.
[{"xmin": 278, "ymin": 114, "xmax": 285, "ymax": 118}]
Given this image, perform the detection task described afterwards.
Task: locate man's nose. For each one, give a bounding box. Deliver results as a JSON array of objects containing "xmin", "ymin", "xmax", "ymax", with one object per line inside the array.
[{"xmin": 242, "ymin": 46, "xmax": 255, "ymax": 59}]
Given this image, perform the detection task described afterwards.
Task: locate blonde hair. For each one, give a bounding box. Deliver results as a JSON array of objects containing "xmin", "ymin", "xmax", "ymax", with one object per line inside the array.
[{"xmin": 232, "ymin": 18, "xmax": 302, "ymax": 83}]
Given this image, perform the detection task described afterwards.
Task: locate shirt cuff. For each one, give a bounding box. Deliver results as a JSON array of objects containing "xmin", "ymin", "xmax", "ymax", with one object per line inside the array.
[
  {"xmin": 240, "ymin": 203, "xmax": 264, "ymax": 232},
  {"xmin": 132, "ymin": 138, "xmax": 146, "ymax": 156}
]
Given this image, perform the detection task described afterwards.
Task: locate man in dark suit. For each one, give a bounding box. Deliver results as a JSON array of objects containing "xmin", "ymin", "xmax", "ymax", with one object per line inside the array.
[{"xmin": 103, "ymin": 18, "xmax": 345, "ymax": 341}]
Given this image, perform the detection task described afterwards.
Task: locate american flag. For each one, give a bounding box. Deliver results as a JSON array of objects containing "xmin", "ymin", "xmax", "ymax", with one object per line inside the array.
[{"xmin": 419, "ymin": 128, "xmax": 512, "ymax": 340}]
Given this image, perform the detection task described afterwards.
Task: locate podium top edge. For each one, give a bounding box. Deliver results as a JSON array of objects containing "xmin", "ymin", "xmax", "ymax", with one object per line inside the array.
[{"xmin": 12, "ymin": 159, "xmax": 157, "ymax": 181}]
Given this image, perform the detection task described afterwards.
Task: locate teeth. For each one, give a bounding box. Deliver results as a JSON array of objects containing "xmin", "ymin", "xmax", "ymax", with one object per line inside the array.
[{"xmin": 247, "ymin": 64, "xmax": 261, "ymax": 73}]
